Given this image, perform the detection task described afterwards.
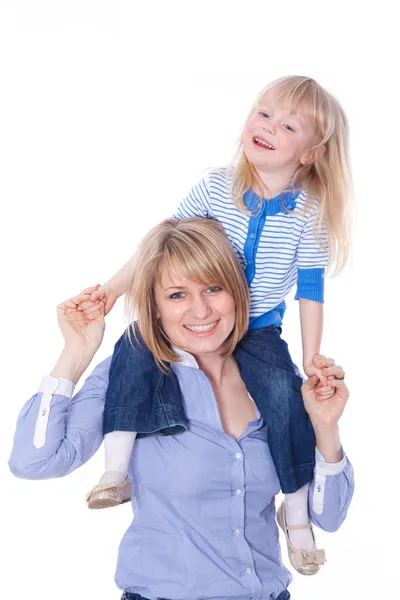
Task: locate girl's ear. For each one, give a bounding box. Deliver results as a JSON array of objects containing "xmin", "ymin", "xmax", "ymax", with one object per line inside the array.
[{"xmin": 300, "ymin": 145, "xmax": 326, "ymax": 166}]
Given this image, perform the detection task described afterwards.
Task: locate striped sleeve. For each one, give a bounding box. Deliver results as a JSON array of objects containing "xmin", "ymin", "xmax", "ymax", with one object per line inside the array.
[
  {"xmin": 295, "ymin": 205, "xmax": 329, "ymax": 303},
  {"xmin": 174, "ymin": 175, "xmax": 212, "ymax": 220}
]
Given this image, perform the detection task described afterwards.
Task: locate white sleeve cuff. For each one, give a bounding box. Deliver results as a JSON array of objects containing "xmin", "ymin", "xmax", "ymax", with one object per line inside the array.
[
  {"xmin": 37, "ymin": 375, "xmax": 75, "ymax": 398},
  {"xmin": 312, "ymin": 448, "xmax": 347, "ymax": 515},
  {"xmin": 33, "ymin": 376, "xmax": 75, "ymax": 449},
  {"xmin": 315, "ymin": 447, "xmax": 347, "ymax": 475}
]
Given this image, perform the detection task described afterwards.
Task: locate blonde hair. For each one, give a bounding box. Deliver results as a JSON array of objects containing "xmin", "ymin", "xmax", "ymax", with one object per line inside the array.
[
  {"xmin": 126, "ymin": 218, "xmax": 249, "ymax": 372},
  {"xmin": 231, "ymin": 75, "xmax": 353, "ymax": 275}
]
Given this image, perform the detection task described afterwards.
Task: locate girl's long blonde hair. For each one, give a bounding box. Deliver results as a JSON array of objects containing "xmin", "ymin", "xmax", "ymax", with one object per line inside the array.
[
  {"xmin": 126, "ymin": 217, "xmax": 249, "ymax": 372},
  {"xmin": 231, "ymin": 75, "xmax": 353, "ymax": 275}
]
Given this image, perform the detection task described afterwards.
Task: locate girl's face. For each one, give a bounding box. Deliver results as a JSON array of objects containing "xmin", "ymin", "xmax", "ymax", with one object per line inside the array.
[
  {"xmin": 242, "ymin": 91, "xmax": 318, "ymax": 176},
  {"xmin": 154, "ymin": 264, "xmax": 236, "ymax": 359}
]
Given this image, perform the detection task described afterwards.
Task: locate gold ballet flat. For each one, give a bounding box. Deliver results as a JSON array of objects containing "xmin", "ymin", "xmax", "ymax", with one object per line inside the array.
[
  {"xmin": 276, "ymin": 502, "xmax": 326, "ymax": 576},
  {"xmin": 86, "ymin": 472, "xmax": 132, "ymax": 509}
]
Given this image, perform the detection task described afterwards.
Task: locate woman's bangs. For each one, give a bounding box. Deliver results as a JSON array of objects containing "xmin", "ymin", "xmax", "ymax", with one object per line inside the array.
[{"xmin": 160, "ymin": 242, "xmax": 230, "ymax": 291}]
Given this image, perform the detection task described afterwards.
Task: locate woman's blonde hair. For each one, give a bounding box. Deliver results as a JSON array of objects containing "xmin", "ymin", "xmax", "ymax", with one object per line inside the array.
[
  {"xmin": 126, "ymin": 217, "xmax": 249, "ymax": 372},
  {"xmin": 231, "ymin": 75, "xmax": 353, "ymax": 275}
]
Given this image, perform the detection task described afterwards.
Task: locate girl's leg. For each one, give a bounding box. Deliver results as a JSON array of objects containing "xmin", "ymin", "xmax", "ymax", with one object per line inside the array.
[
  {"xmin": 284, "ymin": 484, "xmax": 314, "ymax": 551},
  {"xmin": 99, "ymin": 431, "xmax": 137, "ymax": 485},
  {"xmin": 235, "ymin": 328, "xmax": 319, "ymax": 555}
]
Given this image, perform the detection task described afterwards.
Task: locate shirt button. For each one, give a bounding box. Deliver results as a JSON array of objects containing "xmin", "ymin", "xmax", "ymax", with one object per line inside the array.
[
  {"xmin": 246, "ymin": 567, "xmax": 252, "ymax": 575},
  {"xmin": 41, "ymin": 409, "xmax": 47, "ymax": 416},
  {"xmin": 250, "ymin": 233, "xmax": 256, "ymax": 239},
  {"xmin": 234, "ymin": 528, "xmax": 241, "ymax": 536},
  {"xmin": 235, "ymin": 452, "xmax": 242, "ymax": 459},
  {"xmin": 235, "ymin": 489, "xmax": 242, "ymax": 495}
]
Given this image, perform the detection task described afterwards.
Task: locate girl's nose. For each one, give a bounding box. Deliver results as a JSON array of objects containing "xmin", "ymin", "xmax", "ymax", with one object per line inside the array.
[{"xmin": 265, "ymin": 120, "xmax": 277, "ymax": 135}]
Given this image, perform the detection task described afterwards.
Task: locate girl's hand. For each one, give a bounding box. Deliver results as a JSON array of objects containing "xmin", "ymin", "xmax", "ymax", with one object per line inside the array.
[
  {"xmin": 57, "ymin": 285, "xmax": 105, "ymax": 354},
  {"xmin": 89, "ymin": 284, "xmax": 118, "ymax": 316},
  {"xmin": 303, "ymin": 355, "xmax": 330, "ymax": 385},
  {"xmin": 301, "ymin": 354, "xmax": 349, "ymax": 430}
]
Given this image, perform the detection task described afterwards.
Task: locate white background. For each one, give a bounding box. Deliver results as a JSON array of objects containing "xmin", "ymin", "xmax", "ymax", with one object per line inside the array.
[{"xmin": 1, "ymin": 1, "xmax": 399, "ymax": 599}]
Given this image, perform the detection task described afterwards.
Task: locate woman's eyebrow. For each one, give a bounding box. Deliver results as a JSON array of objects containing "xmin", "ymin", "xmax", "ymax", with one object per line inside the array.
[{"xmin": 164, "ymin": 285, "xmax": 185, "ymax": 291}]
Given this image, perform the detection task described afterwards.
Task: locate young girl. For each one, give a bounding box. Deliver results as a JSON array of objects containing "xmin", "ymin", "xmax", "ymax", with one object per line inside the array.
[{"xmin": 84, "ymin": 75, "xmax": 352, "ymax": 575}]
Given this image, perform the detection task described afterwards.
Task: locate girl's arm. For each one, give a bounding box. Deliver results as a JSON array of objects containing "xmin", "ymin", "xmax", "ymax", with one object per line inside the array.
[
  {"xmin": 90, "ymin": 174, "xmax": 213, "ymax": 313},
  {"xmin": 295, "ymin": 202, "xmax": 329, "ymax": 380},
  {"xmin": 90, "ymin": 258, "xmax": 135, "ymax": 315},
  {"xmin": 299, "ymin": 298, "xmax": 324, "ymax": 377}
]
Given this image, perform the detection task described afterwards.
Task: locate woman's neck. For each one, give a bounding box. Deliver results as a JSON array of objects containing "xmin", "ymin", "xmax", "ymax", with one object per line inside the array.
[{"xmin": 194, "ymin": 351, "xmax": 235, "ymax": 386}]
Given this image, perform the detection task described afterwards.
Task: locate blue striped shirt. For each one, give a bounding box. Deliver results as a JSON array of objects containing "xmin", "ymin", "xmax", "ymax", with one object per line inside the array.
[{"xmin": 175, "ymin": 170, "xmax": 329, "ymax": 328}]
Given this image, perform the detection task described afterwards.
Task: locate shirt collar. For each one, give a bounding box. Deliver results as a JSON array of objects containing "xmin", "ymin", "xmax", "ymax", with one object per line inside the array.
[
  {"xmin": 173, "ymin": 347, "xmax": 200, "ymax": 369},
  {"xmin": 243, "ymin": 188, "xmax": 300, "ymax": 216}
]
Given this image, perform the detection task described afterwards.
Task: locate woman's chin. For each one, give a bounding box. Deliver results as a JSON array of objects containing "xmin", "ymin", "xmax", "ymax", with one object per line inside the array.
[{"xmin": 179, "ymin": 328, "xmax": 227, "ymax": 357}]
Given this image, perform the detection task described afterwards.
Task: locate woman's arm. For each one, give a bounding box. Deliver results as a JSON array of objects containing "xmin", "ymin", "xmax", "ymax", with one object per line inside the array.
[
  {"xmin": 301, "ymin": 355, "xmax": 354, "ymax": 531},
  {"xmin": 8, "ymin": 286, "xmax": 108, "ymax": 479},
  {"xmin": 308, "ymin": 447, "xmax": 354, "ymax": 532},
  {"xmin": 8, "ymin": 358, "xmax": 110, "ymax": 479}
]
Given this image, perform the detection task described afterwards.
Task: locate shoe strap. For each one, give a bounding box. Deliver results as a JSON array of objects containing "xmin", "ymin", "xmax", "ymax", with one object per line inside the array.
[{"xmin": 99, "ymin": 471, "xmax": 127, "ymax": 484}]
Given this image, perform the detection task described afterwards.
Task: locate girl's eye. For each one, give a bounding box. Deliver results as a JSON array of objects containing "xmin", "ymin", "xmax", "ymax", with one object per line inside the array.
[
  {"xmin": 260, "ymin": 112, "xmax": 270, "ymax": 119},
  {"xmin": 206, "ymin": 286, "xmax": 221, "ymax": 294},
  {"xmin": 170, "ymin": 292, "xmax": 185, "ymax": 299},
  {"xmin": 283, "ymin": 124, "xmax": 295, "ymax": 132}
]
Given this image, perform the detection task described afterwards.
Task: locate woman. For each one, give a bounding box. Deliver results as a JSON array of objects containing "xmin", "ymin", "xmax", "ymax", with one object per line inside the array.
[{"xmin": 9, "ymin": 218, "xmax": 354, "ymax": 600}]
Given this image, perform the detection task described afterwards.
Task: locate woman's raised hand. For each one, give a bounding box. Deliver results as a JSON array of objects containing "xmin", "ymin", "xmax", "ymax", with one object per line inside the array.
[{"xmin": 56, "ymin": 284, "xmax": 106, "ymax": 353}]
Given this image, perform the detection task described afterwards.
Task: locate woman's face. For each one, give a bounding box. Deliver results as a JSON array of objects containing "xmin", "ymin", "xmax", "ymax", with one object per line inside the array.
[{"xmin": 154, "ymin": 264, "xmax": 236, "ymax": 358}]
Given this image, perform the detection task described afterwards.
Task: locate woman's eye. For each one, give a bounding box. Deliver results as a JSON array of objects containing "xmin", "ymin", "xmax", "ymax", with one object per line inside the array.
[
  {"xmin": 207, "ymin": 286, "xmax": 221, "ymax": 294},
  {"xmin": 283, "ymin": 124, "xmax": 295, "ymax": 132},
  {"xmin": 170, "ymin": 292, "xmax": 185, "ymax": 299}
]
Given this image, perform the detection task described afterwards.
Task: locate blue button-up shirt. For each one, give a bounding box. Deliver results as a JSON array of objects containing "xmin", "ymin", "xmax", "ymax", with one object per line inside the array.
[{"xmin": 9, "ymin": 352, "xmax": 354, "ymax": 600}]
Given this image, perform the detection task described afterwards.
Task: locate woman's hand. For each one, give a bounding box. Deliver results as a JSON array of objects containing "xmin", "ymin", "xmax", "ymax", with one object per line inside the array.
[
  {"xmin": 57, "ymin": 285, "xmax": 106, "ymax": 354},
  {"xmin": 301, "ymin": 354, "xmax": 349, "ymax": 430}
]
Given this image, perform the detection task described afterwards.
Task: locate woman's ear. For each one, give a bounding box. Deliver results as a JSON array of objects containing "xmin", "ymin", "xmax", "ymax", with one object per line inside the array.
[{"xmin": 300, "ymin": 145, "xmax": 326, "ymax": 166}]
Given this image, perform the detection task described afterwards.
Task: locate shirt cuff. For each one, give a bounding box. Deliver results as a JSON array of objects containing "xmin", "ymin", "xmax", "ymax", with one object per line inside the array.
[
  {"xmin": 37, "ymin": 375, "xmax": 75, "ymax": 398},
  {"xmin": 312, "ymin": 448, "xmax": 347, "ymax": 514},
  {"xmin": 33, "ymin": 376, "xmax": 75, "ymax": 450},
  {"xmin": 295, "ymin": 267, "xmax": 325, "ymax": 302},
  {"xmin": 315, "ymin": 447, "xmax": 347, "ymax": 475}
]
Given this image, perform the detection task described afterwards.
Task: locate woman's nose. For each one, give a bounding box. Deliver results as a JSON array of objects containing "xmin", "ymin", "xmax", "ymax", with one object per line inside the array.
[{"xmin": 189, "ymin": 295, "xmax": 212, "ymax": 320}]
